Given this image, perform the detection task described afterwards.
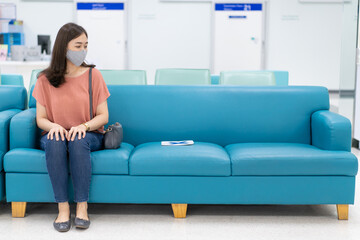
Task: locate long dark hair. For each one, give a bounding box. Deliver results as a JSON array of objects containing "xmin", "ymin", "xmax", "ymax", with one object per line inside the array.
[{"xmin": 38, "ymin": 23, "xmax": 95, "ymax": 88}]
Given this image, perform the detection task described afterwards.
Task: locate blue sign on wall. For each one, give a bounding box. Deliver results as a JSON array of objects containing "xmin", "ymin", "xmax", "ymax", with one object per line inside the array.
[
  {"xmin": 215, "ymin": 3, "xmax": 262, "ymax": 11},
  {"xmin": 77, "ymin": 2, "xmax": 124, "ymax": 10}
]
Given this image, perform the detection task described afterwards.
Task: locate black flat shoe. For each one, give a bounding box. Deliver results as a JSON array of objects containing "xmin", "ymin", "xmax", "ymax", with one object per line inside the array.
[
  {"xmin": 53, "ymin": 214, "xmax": 71, "ymax": 232},
  {"xmin": 74, "ymin": 216, "xmax": 90, "ymax": 229}
]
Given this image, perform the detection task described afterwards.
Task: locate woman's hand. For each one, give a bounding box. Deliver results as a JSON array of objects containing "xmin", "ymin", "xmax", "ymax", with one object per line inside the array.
[
  {"xmin": 67, "ymin": 124, "xmax": 87, "ymax": 141},
  {"xmin": 47, "ymin": 124, "xmax": 69, "ymax": 141}
]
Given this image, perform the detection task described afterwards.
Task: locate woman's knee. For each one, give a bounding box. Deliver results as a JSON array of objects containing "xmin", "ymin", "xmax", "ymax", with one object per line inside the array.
[
  {"xmin": 68, "ymin": 136, "xmax": 90, "ymax": 150},
  {"xmin": 44, "ymin": 138, "xmax": 67, "ymax": 152}
]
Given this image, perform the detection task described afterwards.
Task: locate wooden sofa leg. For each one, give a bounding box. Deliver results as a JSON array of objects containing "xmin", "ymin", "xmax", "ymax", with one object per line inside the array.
[
  {"xmin": 12, "ymin": 202, "xmax": 27, "ymax": 218},
  {"xmin": 171, "ymin": 204, "xmax": 187, "ymax": 218},
  {"xmin": 336, "ymin": 204, "xmax": 348, "ymax": 220}
]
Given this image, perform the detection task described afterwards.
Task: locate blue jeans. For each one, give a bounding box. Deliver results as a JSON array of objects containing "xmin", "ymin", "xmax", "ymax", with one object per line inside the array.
[{"xmin": 40, "ymin": 131, "xmax": 104, "ymax": 203}]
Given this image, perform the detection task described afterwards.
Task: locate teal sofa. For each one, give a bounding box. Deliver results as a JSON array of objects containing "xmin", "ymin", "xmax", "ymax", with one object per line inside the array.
[
  {"xmin": 0, "ymin": 86, "xmax": 27, "ymax": 202},
  {"xmin": 4, "ymin": 85, "xmax": 357, "ymax": 220}
]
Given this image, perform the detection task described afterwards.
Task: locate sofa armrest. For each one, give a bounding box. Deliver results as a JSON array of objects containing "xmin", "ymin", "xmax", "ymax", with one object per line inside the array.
[
  {"xmin": 311, "ymin": 110, "xmax": 352, "ymax": 151},
  {"xmin": 0, "ymin": 109, "xmax": 22, "ymax": 153},
  {"xmin": 9, "ymin": 108, "xmax": 41, "ymax": 150}
]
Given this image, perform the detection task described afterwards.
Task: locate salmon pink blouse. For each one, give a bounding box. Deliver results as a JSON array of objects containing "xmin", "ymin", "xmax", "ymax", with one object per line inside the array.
[{"xmin": 32, "ymin": 67, "xmax": 110, "ymax": 136}]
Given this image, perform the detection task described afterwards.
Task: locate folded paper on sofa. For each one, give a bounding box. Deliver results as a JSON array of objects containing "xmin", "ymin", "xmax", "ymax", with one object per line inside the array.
[{"xmin": 161, "ymin": 140, "xmax": 194, "ymax": 146}]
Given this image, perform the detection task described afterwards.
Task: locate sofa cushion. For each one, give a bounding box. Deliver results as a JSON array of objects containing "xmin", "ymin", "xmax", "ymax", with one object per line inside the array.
[
  {"xmin": 4, "ymin": 143, "xmax": 134, "ymax": 174},
  {"xmin": 225, "ymin": 143, "xmax": 358, "ymax": 176},
  {"xmin": 91, "ymin": 143, "xmax": 134, "ymax": 174},
  {"xmin": 129, "ymin": 142, "xmax": 231, "ymax": 176}
]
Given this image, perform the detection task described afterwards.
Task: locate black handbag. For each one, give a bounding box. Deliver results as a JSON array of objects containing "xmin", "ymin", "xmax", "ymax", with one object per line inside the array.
[{"xmin": 88, "ymin": 67, "xmax": 123, "ymax": 149}]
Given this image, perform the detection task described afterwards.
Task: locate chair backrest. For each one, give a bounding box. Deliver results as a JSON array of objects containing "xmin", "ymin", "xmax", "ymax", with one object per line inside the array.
[
  {"xmin": 100, "ymin": 70, "xmax": 147, "ymax": 85},
  {"xmin": 212, "ymin": 71, "xmax": 289, "ymax": 85},
  {"xmin": 30, "ymin": 69, "xmax": 148, "ymax": 87},
  {"xmin": 106, "ymin": 85, "xmax": 329, "ymax": 147},
  {"xmin": 272, "ymin": 71, "xmax": 289, "ymax": 86},
  {"xmin": 0, "ymin": 86, "xmax": 27, "ymax": 112},
  {"xmin": 155, "ymin": 69, "xmax": 211, "ymax": 85},
  {"xmin": 29, "ymin": 85, "xmax": 36, "ymax": 108},
  {"xmin": 211, "ymin": 75, "xmax": 220, "ymax": 85},
  {"xmin": 0, "ymin": 74, "xmax": 24, "ymax": 86},
  {"xmin": 220, "ymin": 71, "xmax": 276, "ymax": 86},
  {"xmin": 27, "ymin": 69, "xmax": 43, "ymax": 108},
  {"xmin": 29, "ymin": 69, "xmax": 43, "ymax": 90}
]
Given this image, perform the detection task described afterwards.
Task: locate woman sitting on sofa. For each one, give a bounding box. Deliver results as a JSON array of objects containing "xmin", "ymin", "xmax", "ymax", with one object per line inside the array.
[{"xmin": 32, "ymin": 22, "xmax": 110, "ymax": 232}]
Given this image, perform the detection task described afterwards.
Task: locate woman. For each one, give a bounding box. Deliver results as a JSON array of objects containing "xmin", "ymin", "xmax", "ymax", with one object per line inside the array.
[{"xmin": 32, "ymin": 22, "xmax": 110, "ymax": 232}]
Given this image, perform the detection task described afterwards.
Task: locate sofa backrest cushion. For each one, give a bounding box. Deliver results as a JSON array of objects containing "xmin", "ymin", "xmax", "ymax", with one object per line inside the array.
[
  {"xmin": 106, "ymin": 85, "xmax": 329, "ymax": 147},
  {"xmin": 0, "ymin": 86, "xmax": 27, "ymax": 111}
]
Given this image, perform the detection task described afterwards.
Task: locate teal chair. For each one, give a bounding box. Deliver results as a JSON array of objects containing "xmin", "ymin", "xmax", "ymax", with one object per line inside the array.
[
  {"xmin": 219, "ymin": 71, "xmax": 276, "ymax": 86},
  {"xmin": 30, "ymin": 69, "xmax": 147, "ymax": 87},
  {"xmin": 272, "ymin": 71, "xmax": 289, "ymax": 86},
  {"xmin": 212, "ymin": 71, "xmax": 289, "ymax": 86},
  {"xmin": 29, "ymin": 69, "xmax": 43, "ymax": 90},
  {"xmin": 100, "ymin": 70, "xmax": 147, "ymax": 85},
  {"xmin": 28, "ymin": 69, "xmax": 43, "ymax": 108},
  {"xmin": 0, "ymin": 74, "xmax": 24, "ymax": 86},
  {"xmin": 211, "ymin": 75, "xmax": 220, "ymax": 85},
  {"xmin": 28, "ymin": 69, "xmax": 147, "ymax": 108},
  {"xmin": 155, "ymin": 69, "xmax": 211, "ymax": 85}
]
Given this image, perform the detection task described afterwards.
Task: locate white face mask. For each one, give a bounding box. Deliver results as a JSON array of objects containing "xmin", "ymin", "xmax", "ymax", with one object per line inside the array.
[{"xmin": 66, "ymin": 49, "xmax": 87, "ymax": 66}]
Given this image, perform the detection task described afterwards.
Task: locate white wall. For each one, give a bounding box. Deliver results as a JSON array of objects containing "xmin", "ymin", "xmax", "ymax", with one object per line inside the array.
[
  {"xmin": 2, "ymin": 0, "xmax": 74, "ymax": 48},
  {"xmin": 128, "ymin": 0, "xmax": 211, "ymax": 83},
  {"xmin": 265, "ymin": 0, "xmax": 343, "ymax": 89},
  {"xmin": 340, "ymin": 0, "xmax": 358, "ymax": 91},
  {"xmin": 1, "ymin": 0, "xmax": 357, "ymax": 88}
]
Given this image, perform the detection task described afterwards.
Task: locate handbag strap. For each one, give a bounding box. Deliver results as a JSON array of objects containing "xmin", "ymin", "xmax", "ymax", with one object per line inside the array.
[{"xmin": 89, "ymin": 67, "xmax": 93, "ymax": 119}]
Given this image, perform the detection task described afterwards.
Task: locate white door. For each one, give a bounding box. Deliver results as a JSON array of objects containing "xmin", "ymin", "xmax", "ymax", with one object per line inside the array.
[
  {"xmin": 76, "ymin": 2, "xmax": 127, "ymax": 69},
  {"xmin": 213, "ymin": 2, "xmax": 264, "ymax": 74}
]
